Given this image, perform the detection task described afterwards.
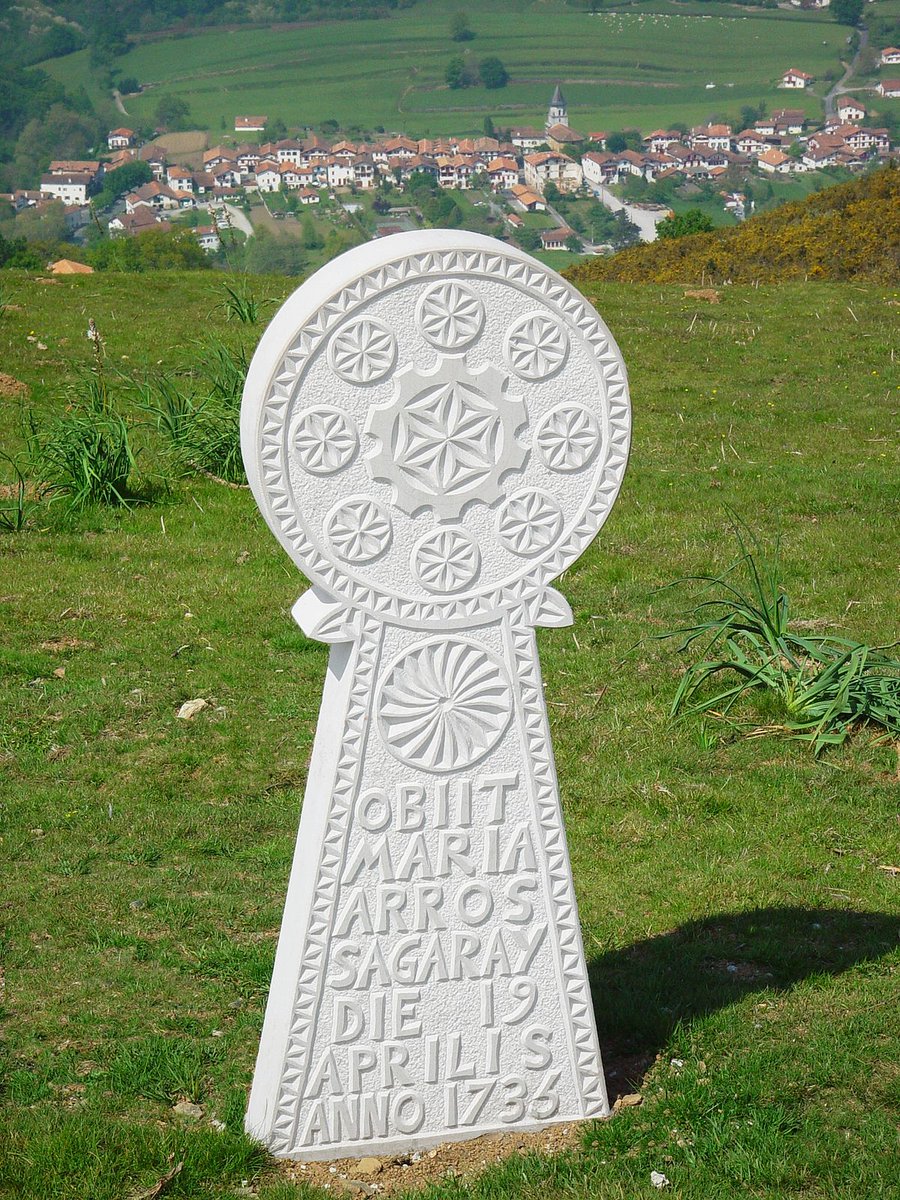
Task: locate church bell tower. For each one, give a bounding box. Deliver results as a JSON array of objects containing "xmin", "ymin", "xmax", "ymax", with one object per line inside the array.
[{"xmin": 547, "ymin": 83, "xmax": 567, "ymax": 130}]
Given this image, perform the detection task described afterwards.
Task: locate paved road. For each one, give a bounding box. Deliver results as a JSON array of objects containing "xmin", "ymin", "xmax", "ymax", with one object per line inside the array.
[
  {"xmin": 825, "ymin": 25, "xmax": 870, "ymax": 117},
  {"xmin": 222, "ymin": 202, "xmax": 254, "ymax": 238},
  {"xmin": 587, "ymin": 183, "xmax": 670, "ymax": 244}
]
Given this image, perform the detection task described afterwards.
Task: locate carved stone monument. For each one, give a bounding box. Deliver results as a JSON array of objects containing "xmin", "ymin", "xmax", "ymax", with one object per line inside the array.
[{"xmin": 240, "ymin": 230, "xmax": 631, "ymax": 1160}]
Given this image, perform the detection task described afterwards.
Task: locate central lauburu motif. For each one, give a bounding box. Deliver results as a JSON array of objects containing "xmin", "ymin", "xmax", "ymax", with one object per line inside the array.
[{"xmin": 366, "ymin": 357, "xmax": 527, "ymax": 519}]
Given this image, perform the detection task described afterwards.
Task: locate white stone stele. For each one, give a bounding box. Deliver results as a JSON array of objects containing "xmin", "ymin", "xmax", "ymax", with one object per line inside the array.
[{"xmin": 240, "ymin": 230, "xmax": 631, "ymax": 1161}]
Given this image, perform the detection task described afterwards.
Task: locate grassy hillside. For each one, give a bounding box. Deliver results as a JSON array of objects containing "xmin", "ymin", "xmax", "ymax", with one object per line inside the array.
[
  {"xmin": 38, "ymin": 0, "xmax": 847, "ymax": 137},
  {"xmin": 568, "ymin": 166, "xmax": 900, "ymax": 285},
  {"xmin": 0, "ymin": 267, "xmax": 897, "ymax": 1198}
]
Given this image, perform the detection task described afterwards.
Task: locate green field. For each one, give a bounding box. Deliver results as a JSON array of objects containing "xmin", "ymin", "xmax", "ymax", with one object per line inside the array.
[
  {"xmin": 0, "ymin": 266, "xmax": 897, "ymax": 1199},
  {"xmin": 38, "ymin": 0, "xmax": 847, "ymax": 138}
]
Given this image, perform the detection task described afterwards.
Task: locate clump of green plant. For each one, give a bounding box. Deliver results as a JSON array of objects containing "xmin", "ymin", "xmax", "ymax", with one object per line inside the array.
[
  {"xmin": 214, "ymin": 277, "xmax": 274, "ymax": 325},
  {"xmin": 661, "ymin": 523, "xmax": 900, "ymax": 754},
  {"xmin": 30, "ymin": 323, "xmax": 137, "ymax": 510},
  {"xmin": 141, "ymin": 334, "xmax": 248, "ymax": 485},
  {"xmin": 0, "ymin": 452, "xmax": 36, "ymax": 532}
]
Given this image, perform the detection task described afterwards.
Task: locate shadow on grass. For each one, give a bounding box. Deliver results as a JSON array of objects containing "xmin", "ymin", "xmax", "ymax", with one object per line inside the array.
[{"xmin": 589, "ymin": 906, "xmax": 900, "ymax": 1100}]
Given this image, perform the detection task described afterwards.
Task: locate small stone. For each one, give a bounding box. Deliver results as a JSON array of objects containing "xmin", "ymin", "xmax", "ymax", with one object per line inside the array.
[
  {"xmin": 129, "ymin": 899, "xmax": 146, "ymax": 911},
  {"xmin": 651, "ymin": 1170, "xmax": 671, "ymax": 1189},
  {"xmin": 177, "ymin": 698, "xmax": 208, "ymax": 720},
  {"xmin": 614, "ymin": 1093, "xmax": 643, "ymax": 1109},
  {"xmin": 53, "ymin": 667, "xmax": 66, "ymax": 678},
  {"xmin": 237, "ymin": 550, "xmax": 251, "ymax": 564},
  {"xmin": 172, "ymin": 1100, "xmax": 203, "ymax": 1120},
  {"xmin": 355, "ymin": 1158, "xmax": 383, "ymax": 1177}
]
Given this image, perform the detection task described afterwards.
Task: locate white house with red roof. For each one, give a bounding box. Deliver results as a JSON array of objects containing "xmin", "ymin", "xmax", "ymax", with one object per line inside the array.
[
  {"xmin": 877, "ymin": 79, "xmax": 900, "ymax": 97},
  {"xmin": 510, "ymin": 126, "xmax": 545, "ymax": 150},
  {"xmin": 780, "ymin": 68, "xmax": 813, "ymax": 89},
  {"xmin": 107, "ymin": 128, "xmax": 135, "ymax": 149},
  {"xmin": 485, "ymin": 157, "xmax": 519, "ymax": 190},
  {"xmin": 523, "ymin": 151, "xmax": 582, "ymax": 193},
  {"xmin": 166, "ymin": 164, "xmax": 194, "ymax": 192},
  {"xmin": 540, "ymin": 226, "xmax": 576, "ymax": 251},
  {"xmin": 235, "ymin": 116, "xmax": 268, "ymax": 132},
  {"xmin": 757, "ymin": 148, "xmax": 793, "ymax": 173},
  {"xmin": 880, "ymin": 47, "xmax": 900, "ymax": 65},
  {"xmin": 39, "ymin": 173, "xmax": 91, "ymax": 204},
  {"xmin": 836, "ymin": 97, "xmax": 866, "ymax": 122},
  {"xmin": 255, "ymin": 162, "xmax": 281, "ymax": 192},
  {"xmin": 690, "ymin": 123, "xmax": 732, "ymax": 151},
  {"xmin": 194, "ymin": 225, "xmax": 221, "ymax": 252}
]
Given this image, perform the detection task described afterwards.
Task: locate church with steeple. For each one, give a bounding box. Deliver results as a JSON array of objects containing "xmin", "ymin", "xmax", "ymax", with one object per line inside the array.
[
  {"xmin": 546, "ymin": 84, "xmax": 568, "ymax": 132},
  {"xmin": 544, "ymin": 82, "xmax": 583, "ymax": 152}
]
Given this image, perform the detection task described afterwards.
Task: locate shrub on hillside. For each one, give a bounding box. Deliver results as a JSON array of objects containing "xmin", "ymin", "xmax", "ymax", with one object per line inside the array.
[{"xmin": 566, "ymin": 167, "xmax": 900, "ymax": 284}]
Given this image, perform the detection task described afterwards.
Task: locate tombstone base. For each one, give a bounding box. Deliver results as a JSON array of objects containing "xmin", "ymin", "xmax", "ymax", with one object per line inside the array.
[{"xmin": 250, "ymin": 1108, "xmax": 598, "ymax": 1163}]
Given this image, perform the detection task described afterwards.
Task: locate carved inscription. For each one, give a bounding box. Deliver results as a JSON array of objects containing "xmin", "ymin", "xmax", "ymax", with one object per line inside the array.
[{"xmin": 298, "ymin": 770, "xmax": 565, "ymax": 1149}]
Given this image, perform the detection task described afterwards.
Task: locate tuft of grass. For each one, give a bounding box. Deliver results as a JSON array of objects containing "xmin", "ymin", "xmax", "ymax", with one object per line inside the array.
[
  {"xmin": 0, "ymin": 452, "xmax": 35, "ymax": 532},
  {"xmin": 105, "ymin": 1036, "xmax": 221, "ymax": 1105},
  {"xmin": 661, "ymin": 522, "xmax": 900, "ymax": 754},
  {"xmin": 214, "ymin": 279, "xmax": 274, "ymax": 326},
  {"xmin": 30, "ymin": 367, "xmax": 137, "ymax": 511},
  {"xmin": 140, "ymin": 335, "xmax": 248, "ymax": 485}
]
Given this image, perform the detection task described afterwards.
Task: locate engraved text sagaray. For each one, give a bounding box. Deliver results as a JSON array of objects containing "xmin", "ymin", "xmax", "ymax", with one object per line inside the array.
[{"xmin": 240, "ymin": 231, "xmax": 631, "ymax": 1160}]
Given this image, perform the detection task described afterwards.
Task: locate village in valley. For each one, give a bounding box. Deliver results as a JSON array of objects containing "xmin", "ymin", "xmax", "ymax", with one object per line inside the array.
[{"xmin": 5, "ymin": 29, "xmax": 900, "ymax": 272}]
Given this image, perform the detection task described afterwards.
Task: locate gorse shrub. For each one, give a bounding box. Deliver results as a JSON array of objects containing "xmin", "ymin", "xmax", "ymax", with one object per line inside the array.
[
  {"xmin": 661, "ymin": 522, "xmax": 900, "ymax": 754},
  {"xmin": 567, "ymin": 166, "xmax": 900, "ymax": 284}
]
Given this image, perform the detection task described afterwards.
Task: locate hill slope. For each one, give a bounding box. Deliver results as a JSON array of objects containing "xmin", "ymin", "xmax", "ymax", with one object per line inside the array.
[
  {"xmin": 567, "ymin": 167, "xmax": 900, "ymax": 285},
  {"xmin": 0, "ymin": 271, "xmax": 897, "ymax": 1200}
]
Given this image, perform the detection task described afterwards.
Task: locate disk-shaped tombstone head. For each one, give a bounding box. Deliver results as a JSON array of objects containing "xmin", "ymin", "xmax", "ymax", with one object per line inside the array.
[{"xmin": 241, "ymin": 231, "xmax": 631, "ymax": 630}]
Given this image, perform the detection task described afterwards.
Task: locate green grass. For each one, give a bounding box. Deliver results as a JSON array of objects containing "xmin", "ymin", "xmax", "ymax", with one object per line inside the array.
[
  {"xmin": 37, "ymin": 0, "xmax": 847, "ymax": 137},
  {"xmin": 0, "ymin": 269, "xmax": 898, "ymax": 1198}
]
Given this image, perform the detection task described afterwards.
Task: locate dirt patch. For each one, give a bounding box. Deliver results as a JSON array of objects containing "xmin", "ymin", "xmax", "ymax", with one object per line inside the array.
[
  {"xmin": 40, "ymin": 636, "xmax": 94, "ymax": 653},
  {"xmin": 280, "ymin": 1123, "xmax": 588, "ymax": 1195},
  {"xmin": 683, "ymin": 289, "xmax": 721, "ymax": 303},
  {"xmin": 146, "ymin": 130, "xmax": 210, "ymax": 169},
  {"xmin": 0, "ymin": 373, "xmax": 29, "ymax": 399},
  {"xmin": 33, "ymin": 277, "xmax": 61, "ymax": 285}
]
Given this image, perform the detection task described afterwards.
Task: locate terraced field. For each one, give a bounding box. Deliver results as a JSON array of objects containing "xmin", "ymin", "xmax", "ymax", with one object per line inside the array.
[{"xmin": 40, "ymin": 0, "xmax": 846, "ymax": 137}]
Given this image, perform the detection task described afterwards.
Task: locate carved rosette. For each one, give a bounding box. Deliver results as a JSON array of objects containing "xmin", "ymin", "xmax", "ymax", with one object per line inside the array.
[
  {"xmin": 293, "ymin": 406, "xmax": 359, "ymax": 475},
  {"xmin": 324, "ymin": 497, "xmax": 392, "ymax": 563},
  {"xmin": 411, "ymin": 527, "xmax": 481, "ymax": 593},
  {"xmin": 377, "ymin": 637, "xmax": 512, "ymax": 772},
  {"xmin": 366, "ymin": 359, "xmax": 527, "ymax": 519},
  {"xmin": 248, "ymin": 243, "xmax": 630, "ymax": 627},
  {"xmin": 505, "ymin": 312, "xmax": 569, "ymax": 381},
  {"xmin": 416, "ymin": 280, "xmax": 485, "ymax": 350},
  {"xmin": 497, "ymin": 489, "xmax": 565, "ymax": 557},
  {"xmin": 327, "ymin": 316, "xmax": 396, "ymax": 384},
  {"xmin": 535, "ymin": 403, "xmax": 601, "ymax": 472}
]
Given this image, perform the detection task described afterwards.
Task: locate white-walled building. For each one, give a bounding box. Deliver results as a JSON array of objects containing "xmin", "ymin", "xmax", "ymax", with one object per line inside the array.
[
  {"xmin": 39, "ymin": 173, "xmax": 91, "ymax": 204},
  {"xmin": 523, "ymin": 151, "xmax": 583, "ymax": 193}
]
